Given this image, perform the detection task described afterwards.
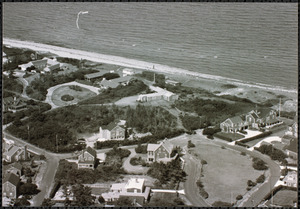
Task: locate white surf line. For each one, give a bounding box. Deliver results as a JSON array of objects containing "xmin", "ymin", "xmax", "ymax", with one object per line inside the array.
[{"xmin": 3, "ymin": 38, "xmax": 297, "ymax": 94}]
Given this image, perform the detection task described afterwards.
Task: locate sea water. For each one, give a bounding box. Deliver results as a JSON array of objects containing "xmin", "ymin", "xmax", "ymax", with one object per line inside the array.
[{"xmin": 3, "ymin": 2, "xmax": 298, "ymax": 91}]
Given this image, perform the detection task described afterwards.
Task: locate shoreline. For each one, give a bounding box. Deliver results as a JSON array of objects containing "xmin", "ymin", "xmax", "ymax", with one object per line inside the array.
[
  {"xmin": 3, "ymin": 38, "xmax": 297, "ymax": 94},
  {"xmin": 3, "ymin": 38, "xmax": 297, "ymax": 111}
]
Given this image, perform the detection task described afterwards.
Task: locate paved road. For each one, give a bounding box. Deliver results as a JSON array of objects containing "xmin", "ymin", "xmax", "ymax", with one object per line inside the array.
[
  {"xmin": 183, "ymin": 151, "xmax": 211, "ymax": 207},
  {"xmin": 123, "ymin": 148, "xmax": 149, "ymax": 174}
]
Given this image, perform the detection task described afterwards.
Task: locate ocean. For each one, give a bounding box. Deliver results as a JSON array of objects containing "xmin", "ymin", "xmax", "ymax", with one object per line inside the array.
[{"xmin": 3, "ymin": 2, "xmax": 298, "ymax": 91}]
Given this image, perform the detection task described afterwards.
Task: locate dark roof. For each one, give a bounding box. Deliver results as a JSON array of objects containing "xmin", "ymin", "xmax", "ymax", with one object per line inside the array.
[
  {"xmin": 112, "ymin": 76, "xmax": 134, "ymax": 83},
  {"xmin": 31, "ymin": 59, "xmax": 47, "ymax": 66},
  {"xmin": 257, "ymin": 108, "xmax": 274, "ymax": 118},
  {"xmin": 12, "ymin": 162, "xmax": 23, "ymax": 170},
  {"xmin": 86, "ymin": 146, "xmax": 97, "ymax": 158},
  {"xmin": 103, "ymin": 120, "xmax": 126, "ymax": 131},
  {"xmin": 285, "ymin": 138, "xmax": 298, "ymax": 153},
  {"xmin": 229, "ymin": 116, "xmax": 244, "ymax": 124},
  {"xmin": 84, "ymin": 70, "xmax": 110, "ymax": 79},
  {"xmin": 3, "ymin": 173, "xmax": 20, "ymax": 186}
]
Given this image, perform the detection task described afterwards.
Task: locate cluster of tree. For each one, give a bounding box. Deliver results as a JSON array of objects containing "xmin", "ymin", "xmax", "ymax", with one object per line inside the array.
[
  {"xmin": 56, "ymin": 57, "xmax": 81, "ymax": 67},
  {"xmin": 95, "ymin": 73, "xmax": 120, "ymax": 81},
  {"xmin": 130, "ymin": 157, "xmax": 147, "ymax": 166},
  {"xmin": 147, "ymin": 158, "xmax": 186, "ymax": 189},
  {"xmin": 202, "ymin": 127, "xmax": 221, "ymax": 136},
  {"xmin": 3, "ymin": 77, "xmax": 24, "ymax": 94},
  {"xmin": 26, "ymin": 69, "xmax": 98, "ymax": 100},
  {"xmin": 254, "ymin": 144, "xmax": 287, "ymax": 163},
  {"xmin": 71, "ymin": 184, "xmax": 95, "ymax": 206},
  {"xmin": 3, "ymin": 47, "xmax": 35, "ymax": 71},
  {"xmin": 10, "ymin": 197, "xmax": 31, "ymax": 206},
  {"xmin": 252, "ymin": 157, "xmax": 268, "ymax": 170},
  {"xmin": 7, "ymin": 104, "xmax": 179, "ymax": 152},
  {"xmin": 175, "ymin": 98, "xmax": 254, "ymax": 125},
  {"xmin": 18, "ymin": 182, "xmax": 40, "ymax": 195},
  {"xmin": 3, "ymin": 100, "xmax": 51, "ymax": 125},
  {"xmin": 105, "ymin": 146, "xmax": 131, "ymax": 168},
  {"xmin": 135, "ymin": 143, "xmax": 147, "ymax": 154},
  {"xmin": 196, "ymin": 179, "xmax": 209, "ymax": 198},
  {"xmin": 79, "ymin": 80, "xmax": 149, "ymax": 104},
  {"xmin": 96, "ymin": 129, "xmax": 185, "ymax": 149},
  {"xmin": 180, "ymin": 115, "xmax": 208, "ymax": 131}
]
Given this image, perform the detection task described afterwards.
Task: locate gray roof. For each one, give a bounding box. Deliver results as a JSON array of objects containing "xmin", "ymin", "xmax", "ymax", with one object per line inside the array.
[
  {"xmin": 147, "ymin": 140, "xmax": 173, "ymax": 153},
  {"xmin": 6, "ymin": 146, "xmax": 20, "ymax": 157},
  {"xmin": 103, "ymin": 120, "xmax": 126, "ymax": 131},
  {"xmin": 147, "ymin": 143, "xmax": 160, "ymax": 152},
  {"xmin": 3, "ymin": 173, "xmax": 20, "ymax": 186},
  {"xmin": 100, "ymin": 79, "xmax": 119, "ymax": 88},
  {"xmin": 84, "ymin": 70, "xmax": 110, "ymax": 79},
  {"xmin": 86, "ymin": 146, "xmax": 97, "ymax": 158},
  {"xmin": 111, "ymin": 76, "xmax": 134, "ymax": 83},
  {"xmin": 31, "ymin": 59, "xmax": 47, "ymax": 66}
]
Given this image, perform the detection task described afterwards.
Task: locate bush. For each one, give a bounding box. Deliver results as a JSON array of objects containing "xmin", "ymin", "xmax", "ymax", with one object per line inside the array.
[
  {"xmin": 235, "ymin": 141, "xmax": 249, "ymax": 148},
  {"xmin": 199, "ymin": 188, "xmax": 209, "ymax": 199},
  {"xmin": 135, "ymin": 144, "xmax": 147, "ymax": 154},
  {"xmin": 239, "ymin": 131, "xmax": 272, "ymax": 143},
  {"xmin": 61, "ymin": 94, "xmax": 74, "ymax": 101},
  {"xmin": 187, "ymin": 140, "xmax": 195, "ymax": 148},
  {"xmin": 201, "ymin": 160, "xmax": 207, "ymax": 165},
  {"xmin": 252, "ymin": 158, "xmax": 268, "ymax": 170},
  {"xmin": 247, "ymin": 180, "xmax": 257, "ymax": 187},
  {"xmin": 256, "ymin": 174, "xmax": 266, "ymax": 183},
  {"xmin": 240, "ymin": 152, "xmax": 246, "ymax": 156},
  {"xmin": 212, "ymin": 201, "xmax": 233, "ymax": 207},
  {"xmin": 207, "ymin": 135, "xmax": 214, "ymax": 140},
  {"xmin": 221, "ymin": 146, "xmax": 226, "ymax": 149},
  {"xmin": 254, "ymin": 144, "xmax": 287, "ymax": 163},
  {"xmin": 236, "ymin": 195, "xmax": 243, "ymax": 200},
  {"xmin": 203, "ymin": 127, "xmax": 221, "ymax": 136},
  {"xmin": 196, "ymin": 180, "xmax": 204, "ymax": 188}
]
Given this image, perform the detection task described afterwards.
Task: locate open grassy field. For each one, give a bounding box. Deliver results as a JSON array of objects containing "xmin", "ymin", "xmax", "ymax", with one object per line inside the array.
[
  {"xmin": 190, "ymin": 142, "xmax": 264, "ymax": 205},
  {"xmin": 51, "ymin": 85, "xmax": 97, "ymax": 106}
]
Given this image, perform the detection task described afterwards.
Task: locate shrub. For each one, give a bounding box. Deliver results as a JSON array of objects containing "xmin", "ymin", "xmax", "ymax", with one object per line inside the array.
[
  {"xmin": 207, "ymin": 135, "xmax": 214, "ymax": 140},
  {"xmin": 240, "ymin": 152, "xmax": 246, "ymax": 156},
  {"xmin": 221, "ymin": 146, "xmax": 226, "ymax": 149},
  {"xmin": 196, "ymin": 180, "xmax": 204, "ymax": 188},
  {"xmin": 247, "ymin": 180, "xmax": 257, "ymax": 187},
  {"xmin": 203, "ymin": 127, "xmax": 221, "ymax": 136},
  {"xmin": 239, "ymin": 131, "xmax": 272, "ymax": 143},
  {"xmin": 199, "ymin": 188, "xmax": 209, "ymax": 199},
  {"xmin": 61, "ymin": 94, "xmax": 74, "ymax": 101},
  {"xmin": 235, "ymin": 141, "xmax": 249, "ymax": 148},
  {"xmin": 201, "ymin": 160, "xmax": 207, "ymax": 165},
  {"xmin": 252, "ymin": 158, "xmax": 268, "ymax": 170},
  {"xmin": 212, "ymin": 201, "xmax": 233, "ymax": 207},
  {"xmin": 256, "ymin": 174, "xmax": 265, "ymax": 183},
  {"xmin": 187, "ymin": 140, "xmax": 195, "ymax": 148},
  {"xmin": 135, "ymin": 144, "xmax": 147, "ymax": 154},
  {"xmin": 236, "ymin": 195, "xmax": 243, "ymax": 200}
]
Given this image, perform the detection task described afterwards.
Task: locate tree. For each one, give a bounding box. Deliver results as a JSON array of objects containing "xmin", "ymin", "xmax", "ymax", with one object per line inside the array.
[
  {"xmin": 19, "ymin": 183, "xmax": 40, "ymax": 195},
  {"xmin": 41, "ymin": 198, "xmax": 55, "ymax": 207},
  {"xmin": 72, "ymin": 184, "xmax": 95, "ymax": 206},
  {"xmin": 14, "ymin": 197, "xmax": 30, "ymax": 206},
  {"xmin": 98, "ymin": 195, "xmax": 105, "ymax": 204},
  {"xmin": 187, "ymin": 140, "xmax": 195, "ymax": 148}
]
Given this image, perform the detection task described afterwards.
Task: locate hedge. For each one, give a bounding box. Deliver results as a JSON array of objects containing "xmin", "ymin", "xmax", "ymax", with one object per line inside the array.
[
  {"xmin": 49, "ymin": 181, "xmax": 61, "ymax": 199},
  {"xmin": 239, "ymin": 131, "xmax": 272, "ymax": 143},
  {"xmin": 263, "ymin": 185, "xmax": 297, "ymax": 201},
  {"xmin": 235, "ymin": 141, "xmax": 249, "ymax": 148}
]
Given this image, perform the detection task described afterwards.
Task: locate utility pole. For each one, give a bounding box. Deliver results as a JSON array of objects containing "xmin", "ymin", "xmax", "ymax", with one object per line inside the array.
[
  {"xmin": 56, "ymin": 134, "xmax": 58, "ymax": 153},
  {"xmin": 279, "ymin": 97, "xmax": 281, "ymax": 117}
]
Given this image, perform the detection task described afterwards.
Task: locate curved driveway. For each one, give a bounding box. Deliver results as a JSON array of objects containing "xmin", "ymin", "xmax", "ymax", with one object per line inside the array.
[{"xmin": 123, "ymin": 148, "xmax": 149, "ymax": 174}]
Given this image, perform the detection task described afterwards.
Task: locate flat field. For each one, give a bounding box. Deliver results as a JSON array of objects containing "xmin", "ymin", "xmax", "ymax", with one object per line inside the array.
[
  {"xmin": 51, "ymin": 85, "xmax": 96, "ymax": 106},
  {"xmin": 191, "ymin": 142, "xmax": 264, "ymax": 204}
]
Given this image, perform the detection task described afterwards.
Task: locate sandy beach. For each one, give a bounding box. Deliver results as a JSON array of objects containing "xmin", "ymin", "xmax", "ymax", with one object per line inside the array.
[{"xmin": 3, "ymin": 38, "xmax": 297, "ymax": 111}]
